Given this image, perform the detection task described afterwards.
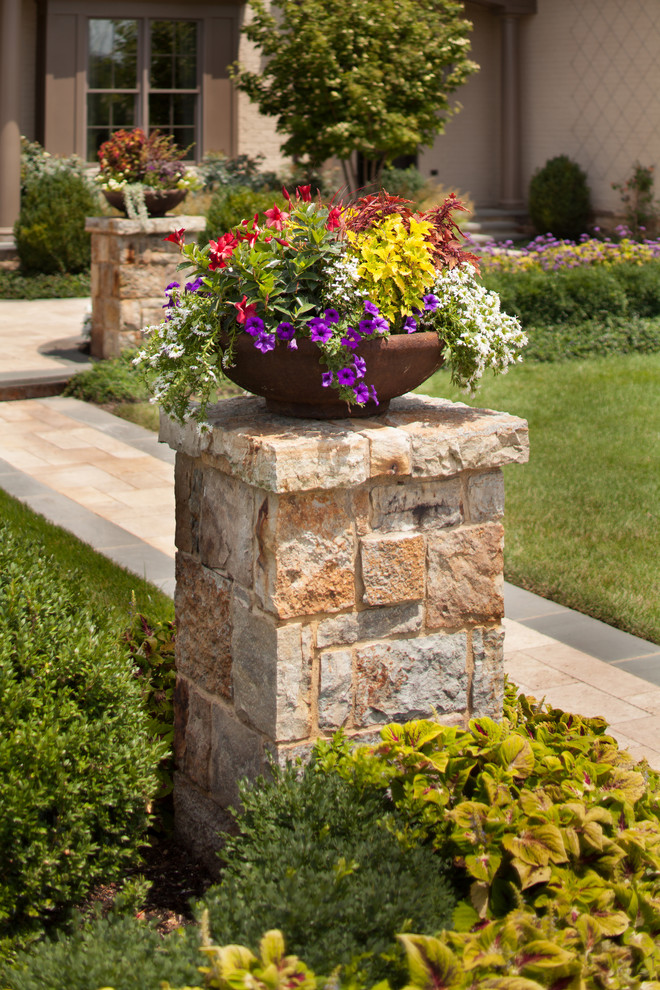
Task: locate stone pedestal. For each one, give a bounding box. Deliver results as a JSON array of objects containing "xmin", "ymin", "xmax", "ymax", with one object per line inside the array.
[
  {"xmin": 85, "ymin": 215, "xmax": 206, "ymax": 359},
  {"xmin": 162, "ymin": 393, "xmax": 529, "ymax": 866}
]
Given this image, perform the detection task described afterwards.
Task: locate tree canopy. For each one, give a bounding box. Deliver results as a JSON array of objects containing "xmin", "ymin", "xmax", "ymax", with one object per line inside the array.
[{"xmin": 231, "ymin": 0, "xmax": 478, "ymax": 191}]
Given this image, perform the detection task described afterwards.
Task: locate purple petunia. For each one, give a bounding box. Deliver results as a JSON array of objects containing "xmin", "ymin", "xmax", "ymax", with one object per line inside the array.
[
  {"xmin": 353, "ymin": 356, "xmax": 366, "ymax": 379},
  {"xmin": 337, "ymin": 367, "xmax": 356, "ymax": 386},
  {"xmin": 364, "ymin": 300, "xmax": 379, "ymax": 316},
  {"xmin": 341, "ymin": 327, "xmax": 361, "ymax": 349},
  {"xmin": 353, "ymin": 383, "xmax": 370, "ymax": 403},
  {"xmin": 165, "ymin": 281, "xmax": 180, "ymax": 292},
  {"xmin": 254, "ymin": 331, "xmax": 276, "ymax": 353},
  {"xmin": 423, "ymin": 294, "xmax": 439, "ymax": 311},
  {"xmin": 321, "ymin": 371, "xmax": 334, "ymax": 387},
  {"xmin": 369, "ymin": 385, "xmax": 378, "ymax": 403},
  {"xmin": 245, "ymin": 316, "xmax": 265, "ymax": 337},
  {"xmin": 371, "ymin": 315, "xmax": 389, "ymax": 334},
  {"xmin": 403, "ymin": 316, "xmax": 417, "ymax": 333},
  {"xmin": 358, "ymin": 318, "xmax": 374, "ymax": 336},
  {"xmin": 185, "ymin": 277, "xmax": 204, "ymax": 294},
  {"xmin": 276, "ymin": 321, "xmax": 296, "ymax": 341},
  {"xmin": 308, "ymin": 317, "xmax": 332, "ymax": 343},
  {"xmin": 324, "ymin": 308, "xmax": 340, "ymax": 324}
]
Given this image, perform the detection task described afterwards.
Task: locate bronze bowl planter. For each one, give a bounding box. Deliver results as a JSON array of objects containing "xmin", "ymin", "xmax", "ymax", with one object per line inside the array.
[
  {"xmin": 103, "ymin": 188, "xmax": 187, "ymax": 218},
  {"xmin": 222, "ymin": 331, "xmax": 446, "ymax": 419}
]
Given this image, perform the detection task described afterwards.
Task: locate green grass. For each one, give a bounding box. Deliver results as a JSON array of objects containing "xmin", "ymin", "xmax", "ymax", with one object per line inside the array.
[
  {"xmin": 0, "ymin": 486, "xmax": 173, "ymax": 623},
  {"xmin": 420, "ymin": 352, "xmax": 660, "ymax": 644}
]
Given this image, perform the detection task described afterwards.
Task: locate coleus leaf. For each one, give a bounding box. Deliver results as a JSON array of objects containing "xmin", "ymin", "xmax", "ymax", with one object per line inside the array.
[{"xmin": 398, "ymin": 934, "xmax": 462, "ymax": 990}]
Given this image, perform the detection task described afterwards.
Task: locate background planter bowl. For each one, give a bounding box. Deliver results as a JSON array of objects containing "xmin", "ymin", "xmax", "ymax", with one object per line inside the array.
[
  {"xmin": 222, "ymin": 331, "xmax": 445, "ymax": 419},
  {"xmin": 102, "ymin": 188, "xmax": 187, "ymax": 218}
]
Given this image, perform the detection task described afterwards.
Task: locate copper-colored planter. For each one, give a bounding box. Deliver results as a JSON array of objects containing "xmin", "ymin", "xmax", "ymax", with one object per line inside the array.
[
  {"xmin": 222, "ymin": 331, "xmax": 445, "ymax": 419},
  {"xmin": 103, "ymin": 188, "xmax": 187, "ymax": 218}
]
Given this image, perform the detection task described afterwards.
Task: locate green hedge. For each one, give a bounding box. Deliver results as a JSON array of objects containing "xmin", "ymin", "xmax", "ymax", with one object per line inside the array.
[
  {"xmin": 14, "ymin": 171, "xmax": 98, "ymax": 275},
  {"xmin": 0, "ymin": 271, "xmax": 90, "ymax": 300},
  {"xmin": 482, "ymin": 261, "xmax": 660, "ymax": 361},
  {"xmin": 0, "ymin": 523, "xmax": 163, "ymax": 934}
]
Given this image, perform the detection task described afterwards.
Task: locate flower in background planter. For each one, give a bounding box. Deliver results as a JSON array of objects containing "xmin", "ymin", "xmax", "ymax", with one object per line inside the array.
[
  {"xmin": 96, "ymin": 128, "xmax": 201, "ymax": 193},
  {"xmin": 135, "ymin": 189, "xmax": 527, "ymax": 425}
]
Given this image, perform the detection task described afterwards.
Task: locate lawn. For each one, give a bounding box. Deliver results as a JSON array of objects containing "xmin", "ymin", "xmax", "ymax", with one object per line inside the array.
[{"xmin": 420, "ymin": 352, "xmax": 660, "ymax": 644}]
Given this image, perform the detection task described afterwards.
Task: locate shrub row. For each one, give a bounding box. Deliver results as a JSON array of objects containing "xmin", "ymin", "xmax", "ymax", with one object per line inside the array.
[
  {"xmin": 0, "ymin": 522, "xmax": 163, "ymax": 936},
  {"xmin": 482, "ymin": 261, "xmax": 660, "ymax": 327}
]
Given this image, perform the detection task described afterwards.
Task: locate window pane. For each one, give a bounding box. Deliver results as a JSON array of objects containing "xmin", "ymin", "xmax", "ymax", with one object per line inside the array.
[
  {"xmin": 87, "ymin": 93, "xmax": 136, "ymax": 160},
  {"xmin": 175, "ymin": 56, "xmax": 197, "ymax": 90},
  {"xmin": 150, "ymin": 20, "xmax": 197, "ymax": 89},
  {"xmin": 88, "ymin": 19, "xmax": 138, "ymax": 90},
  {"xmin": 148, "ymin": 94, "xmax": 196, "ymax": 156},
  {"xmin": 149, "ymin": 93, "xmax": 171, "ymax": 128},
  {"xmin": 150, "ymin": 54, "xmax": 172, "ymax": 89}
]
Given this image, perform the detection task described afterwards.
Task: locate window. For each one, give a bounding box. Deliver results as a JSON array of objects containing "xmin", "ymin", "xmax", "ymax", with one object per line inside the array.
[{"xmin": 86, "ymin": 17, "xmax": 199, "ymax": 161}]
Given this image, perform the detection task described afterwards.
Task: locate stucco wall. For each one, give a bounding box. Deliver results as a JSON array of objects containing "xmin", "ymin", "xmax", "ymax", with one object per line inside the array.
[
  {"xmin": 521, "ymin": 0, "xmax": 660, "ymax": 215},
  {"xmin": 419, "ymin": 3, "xmax": 500, "ymax": 208}
]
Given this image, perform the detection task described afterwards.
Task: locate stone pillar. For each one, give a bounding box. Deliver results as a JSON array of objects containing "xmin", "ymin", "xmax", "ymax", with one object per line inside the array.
[
  {"xmin": 0, "ymin": 0, "xmax": 22, "ymax": 243},
  {"xmin": 85, "ymin": 215, "xmax": 207, "ymax": 359},
  {"xmin": 499, "ymin": 13, "xmax": 524, "ymax": 209},
  {"xmin": 162, "ymin": 394, "xmax": 529, "ymax": 867}
]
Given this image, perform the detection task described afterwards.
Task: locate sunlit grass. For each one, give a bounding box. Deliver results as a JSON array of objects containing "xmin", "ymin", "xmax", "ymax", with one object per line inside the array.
[{"xmin": 420, "ymin": 352, "xmax": 660, "ymax": 643}]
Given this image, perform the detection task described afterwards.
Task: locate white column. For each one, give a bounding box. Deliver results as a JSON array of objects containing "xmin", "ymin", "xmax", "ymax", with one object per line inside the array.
[
  {"xmin": 499, "ymin": 12, "xmax": 524, "ymax": 209},
  {"xmin": 0, "ymin": 0, "xmax": 22, "ymax": 242}
]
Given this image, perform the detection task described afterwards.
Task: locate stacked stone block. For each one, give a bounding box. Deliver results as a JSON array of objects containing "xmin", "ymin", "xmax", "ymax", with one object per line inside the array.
[
  {"xmin": 162, "ymin": 393, "xmax": 529, "ymax": 865},
  {"xmin": 85, "ymin": 215, "xmax": 206, "ymax": 359}
]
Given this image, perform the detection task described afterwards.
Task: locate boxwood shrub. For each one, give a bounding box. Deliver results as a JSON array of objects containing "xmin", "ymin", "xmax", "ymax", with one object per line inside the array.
[
  {"xmin": 200, "ymin": 762, "xmax": 457, "ymax": 984},
  {"xmin": 0, "ymin": 523, "xmax": 163, "ymax": 934},
  {"xmin": 14, "ymin": 170, "xmax": 97, "ymax": 274}
]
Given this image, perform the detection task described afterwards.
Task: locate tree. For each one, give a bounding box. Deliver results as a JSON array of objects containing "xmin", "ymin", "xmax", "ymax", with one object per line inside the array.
[{"xmin": 231, "ymin": 0, "xmax": 478, "ymax": 192}]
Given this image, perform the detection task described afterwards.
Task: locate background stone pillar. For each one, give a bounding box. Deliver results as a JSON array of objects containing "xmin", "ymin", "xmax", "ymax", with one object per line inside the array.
[
  {"xmin": 85, "ymin": 216, "xmax": 206, "ymax": 359},
  {"xmin": 0, "ymin": 0, "xmax": 22, "ymax": 243},
  {"xmin": 162, "ymin": 394, "xmax": 529, "ymax": 867}
]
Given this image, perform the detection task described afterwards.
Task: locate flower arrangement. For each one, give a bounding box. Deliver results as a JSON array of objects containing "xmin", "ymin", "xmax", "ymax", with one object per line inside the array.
[
  {"xmin": 135, "ymin": 189, "xmax": 527, "ymax": 425},
  {"xmin": 96, "ymin": 128, "xmax": 200, "ymax": 194}
]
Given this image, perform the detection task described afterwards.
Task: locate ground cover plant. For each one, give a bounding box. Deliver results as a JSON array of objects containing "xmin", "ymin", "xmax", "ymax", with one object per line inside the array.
[
  {"xmin": 0, "ymin": 270, "xmax": 90, "ymax": 300},
  {"xmin": 422, "ymin": 352, "xmax": 660, "ymax": 645},
  {"xmin": 7, "ymin": 687, "xmax": 660, "ymax": 990}
]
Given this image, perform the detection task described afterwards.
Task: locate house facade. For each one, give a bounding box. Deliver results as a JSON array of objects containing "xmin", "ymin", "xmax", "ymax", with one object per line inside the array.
[{"xmin": 1, "ymin": 0, "xmax": 659, "ymax": 242}]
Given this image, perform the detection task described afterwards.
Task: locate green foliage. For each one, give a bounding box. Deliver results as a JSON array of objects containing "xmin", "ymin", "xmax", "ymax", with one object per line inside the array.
[
  {"xmin": 199, "ymin": 152, "xmax": 279, "ymax": 193},
  {"xmin": 0, "ymin": 523, "xmax": 163, "ymax": 934},
  {"xmin": 481, "ymin": 261, "xmax": 660, "ymax": 329},
  {"xmin": 14, "ymin": 170, "xmax": 98, "ymax": 274},
  {"xmin": 528, "ymin": 155, "xmax": 592, "ymax": 240},
  {"xmin": 204, "ymin": 185, "xmax": 287, "ymax": 241},
  {"xmin": 2, "ymin": 913, "xmax": 200, "ymax": 990},
  {"xmin": 379, "ymin": 165, "xmax": 428, "ymax": 201},
  {"xmin": 122, "ymin": 602, "xmax": 177, "ymax": 799},
  {"xmin": 520, "ymin": 314, "xmax": 660, "ymax": 363},
  {"xmin": 317, "ymin": 685, "xmax": 660, "ymax": 987},
  {"xmin": 0, "ymin": 270, "xmax": 90, "ymax": 300},
  {"xmin": 612, "ymin": 162, "xmax": 658, "ymax": 239},
  {"xmin": 200, "ymin": 759, "xmax": 457, "ymax": 984},
  {"xmin": 231, "ymin": 0, "xmax": 477, "ymax": 190},
  {"xmin": 64, "ymin": 351, "xmax": 149, "ymax": 404}
]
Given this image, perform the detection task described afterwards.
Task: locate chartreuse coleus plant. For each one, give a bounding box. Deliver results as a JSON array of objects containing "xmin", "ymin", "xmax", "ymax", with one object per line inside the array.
[
  {"xmin": 159, "ymin": 685, "xmax": 660, "ymax": 990},
  {"xmin": 135, "ymin": 191, "xmax": 526, "ymax": 425}
]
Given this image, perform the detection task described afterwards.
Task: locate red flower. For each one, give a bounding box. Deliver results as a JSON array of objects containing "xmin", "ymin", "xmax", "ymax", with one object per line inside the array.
[
  {"xmin": 208, "ymin": 232, "xmax": 238, "ymax": 270},
  {"xmin": 297, "ymin": 185, "xmax": 312, "ymax": 202},
  {"xmin": 164, "ymin": 228, "xmax": 186, "ymax": 247},
  {"xmin": 326, "ymin": 207, "xmax": 342, "ymax": 232},
  {"xmin": 264, "ymin": 204, "xmax": 290, "ymax": 231},
  {"xmin": 282, "ymin": 186, "xmax": 292, "ymax": 203},
  {"xmin": 237, "ymin": 215, "xmax": 261, "ymax": 248},
  {"xmin": 234, "ymin": 295, "xmax": 258, "ymax": 324}
]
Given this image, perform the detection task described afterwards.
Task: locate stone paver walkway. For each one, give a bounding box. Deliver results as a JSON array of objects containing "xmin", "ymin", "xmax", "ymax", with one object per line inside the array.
[{"xmin": 0, "ymin": 298, "xmax": 659, "ymax": 768}]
